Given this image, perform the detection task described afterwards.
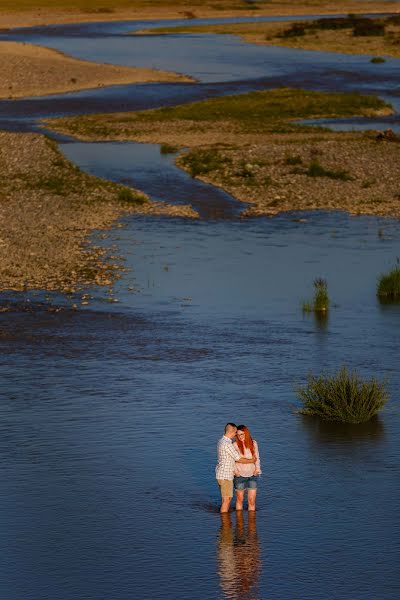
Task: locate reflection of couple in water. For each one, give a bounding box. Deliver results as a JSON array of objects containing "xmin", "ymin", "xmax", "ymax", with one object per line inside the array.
[
  {"xmin": 218, "ymin": 511, "xmax": 262, "ymax": 600},
  {"xmin": 216, "ymin": 423, "xmax": 262, "ymax": 513}
]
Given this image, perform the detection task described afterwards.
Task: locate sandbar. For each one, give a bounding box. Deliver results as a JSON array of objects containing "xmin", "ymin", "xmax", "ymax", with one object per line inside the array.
[{"xmin": 0, "ymin": 41, "xmax": 192, "ymax": 99}]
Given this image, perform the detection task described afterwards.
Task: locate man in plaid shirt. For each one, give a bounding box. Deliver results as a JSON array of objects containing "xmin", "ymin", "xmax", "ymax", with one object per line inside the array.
[{"xmin": 216, "ymin": 423, "xmax": 257, "ymax": 513}]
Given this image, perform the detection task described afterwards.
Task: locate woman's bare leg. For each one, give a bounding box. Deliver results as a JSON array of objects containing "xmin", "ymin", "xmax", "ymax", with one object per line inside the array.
[
  {"xmin": 248, "ymin": 489, "xmax": 257, "ymax": 511},
  {"xmin": 235, "ymin": 490, "xmax": 245, "ymax": 511}
]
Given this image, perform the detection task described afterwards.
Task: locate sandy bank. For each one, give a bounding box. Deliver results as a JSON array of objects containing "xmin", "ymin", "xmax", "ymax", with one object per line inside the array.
[
  {"xmin": 1, "ymin": 2, "xmax": 400, "ymax": 29},
  {"xmin": 0, "ymin": 131, "xmax": 197, "ymax": 293},
  {"xmin": 0, "ymin": 41, "xmax": 192, "ymax": 99}
]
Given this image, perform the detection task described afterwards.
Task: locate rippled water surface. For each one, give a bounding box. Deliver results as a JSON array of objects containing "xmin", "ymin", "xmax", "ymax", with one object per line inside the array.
[
  {"xmin": 1, "ymin": 214, "xmax": 399, "ymax": 600},
  {"xmin": 0, "ymin": 14, "xmax": 400, "ymax": 600}
]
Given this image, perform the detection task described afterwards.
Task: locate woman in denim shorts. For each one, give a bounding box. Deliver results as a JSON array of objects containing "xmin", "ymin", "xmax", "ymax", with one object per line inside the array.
[{"xmin": 233, "ymin": 425, "xmax": 261, "ymax": 511}]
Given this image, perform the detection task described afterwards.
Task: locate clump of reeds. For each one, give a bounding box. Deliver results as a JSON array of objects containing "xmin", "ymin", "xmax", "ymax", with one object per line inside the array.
[
  {"xmin": 181, "ymin": 148, "xmax": 231, "ymax": 178},
  {"xmin": 160, "ymin": 143, "xmax": 179, "ymax": 155},
  {"xmin": 117, "ymin": 188, "xmax": 147, "ymax": 204},
  {"xmin": 377, "ymin": 265, "xmax": 400, "ymax": 301},
  {"xmin": 297, "ymin": 366, "xmax": 389, "ymax": 423},
  {"xmin": 302, "ymin": 278, "xmax": 330, "ymax": 313}
]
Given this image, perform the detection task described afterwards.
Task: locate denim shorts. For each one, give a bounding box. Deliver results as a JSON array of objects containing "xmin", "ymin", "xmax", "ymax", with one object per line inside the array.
[{"xmin": 234, "ymin": 475, "xmax": 258, "ymax": 491}]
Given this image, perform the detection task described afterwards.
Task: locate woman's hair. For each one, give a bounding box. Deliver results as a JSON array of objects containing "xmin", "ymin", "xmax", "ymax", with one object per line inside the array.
[{"xmin": 236, "ymin": 425, "xmax": 255, "ymax": 457}]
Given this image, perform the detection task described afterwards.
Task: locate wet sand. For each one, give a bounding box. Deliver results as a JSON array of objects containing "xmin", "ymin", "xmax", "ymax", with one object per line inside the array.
[
  {"xmin": 1, "ymin": 1, "xmax": 400, "ymax": 29},
  {"xmin": 0, "ymin": 41, "xmax": 192, "ymax": 100},
  {"xmin": 0, "ymin": 131, "xmax": 197, "ymax": 293}
]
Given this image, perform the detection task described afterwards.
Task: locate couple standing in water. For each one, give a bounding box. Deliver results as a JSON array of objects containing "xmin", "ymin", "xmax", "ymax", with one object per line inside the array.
[{"xmin": 216, "ymin": 423, "xmax": 261, "ymax": 513}]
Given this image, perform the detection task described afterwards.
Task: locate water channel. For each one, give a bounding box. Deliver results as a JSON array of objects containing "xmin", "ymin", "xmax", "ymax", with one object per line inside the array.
[{"xmin": 0, "ymin": 15, "xmax": 399, "ymax": 600}]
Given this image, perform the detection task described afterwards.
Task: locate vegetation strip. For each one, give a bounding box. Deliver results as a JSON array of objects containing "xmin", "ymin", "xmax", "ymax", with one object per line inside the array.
[
  {"xmin": 0, "ymin": 132, "xmax": 197, "ymax": 293},
  {"xmin": 141, "ymin": 13, "xmax": 400, "ymax": 60},
  {"xmin": 45, "ymin": 88, "xmax": 400, "ymax": 220}
]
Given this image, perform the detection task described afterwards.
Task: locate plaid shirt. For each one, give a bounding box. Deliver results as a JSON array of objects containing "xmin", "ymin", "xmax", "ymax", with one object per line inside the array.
[{"xmin": 215, "ymin": 436, "xmax": 241, "ymax": 480}]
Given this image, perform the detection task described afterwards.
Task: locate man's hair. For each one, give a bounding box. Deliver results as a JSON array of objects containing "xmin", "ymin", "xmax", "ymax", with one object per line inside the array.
[{"xmin": 224, "ymin": 422, "xmax": 237, "ymax": 434}]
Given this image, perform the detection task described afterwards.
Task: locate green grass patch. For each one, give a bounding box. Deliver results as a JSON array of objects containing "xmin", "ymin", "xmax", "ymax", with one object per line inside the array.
[
  {"xmin": 132, "ymin": 89, "xmax": 389, "ymax": 129},
  {"xmin": 180, "ymin": 148, "xmax": 231, "ymax": 178},
  {"xmin": 377, "ymin": 265, "xmax": 400, "ymax": 301},
  {"xmin": 49, "ymin": 88, "xmax": 392, "ymax": 140}
]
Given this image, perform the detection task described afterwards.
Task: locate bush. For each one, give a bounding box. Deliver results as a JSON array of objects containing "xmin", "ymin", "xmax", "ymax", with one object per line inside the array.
[
  {"xmin": 370, "ymin": 57, "xmax": 386, "ymax": 64},
  {"xmin": 279, "ymin": 23, "xmax": 307, "ymax": 38},
  {"xmin": 302, "ymin": 278, "xmax": 330, "ymax": 313},
  {"xmin": 297, "ymin": 366, "xmax": 389, "ymax": 423},
  {"xmin": 353, "ymin": 20, "xmax": 385, "ymax": 37},
  {"xmin": 377, "ymin": 266, "xmax": 400, "ymax": 301}
]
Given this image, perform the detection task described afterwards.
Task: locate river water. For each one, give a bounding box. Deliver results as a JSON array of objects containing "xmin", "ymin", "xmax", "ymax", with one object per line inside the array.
[{"xmin": 0, "ymin": 16, "xmax": 399, "ymax": 600}]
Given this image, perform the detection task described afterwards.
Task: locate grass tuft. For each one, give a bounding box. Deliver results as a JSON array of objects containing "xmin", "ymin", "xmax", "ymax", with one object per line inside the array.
[
  {"xmin": 285, "ymin": 154, "xmax": 303, "ymax": 166},
  {"xmin": 302, "ymin": 277, "xmax": 330, "ymax": 313},
  {"xmin": 297, "ymin": 366, "xmax": 389, "ymax": 423},
  {"xmin": 160, "ymin": 143, "xmax": 179, "ymax": 154},
  {"xmin": 377, "ymin": 265, "xmax": 400, "ymax": 301},
  {"xmin": 117, "ymin": 188, "xmax": 147, "ymax": 204},
  {"xmin": 294, "ymin": 160, "xmax": 353, "ymax": 181}
]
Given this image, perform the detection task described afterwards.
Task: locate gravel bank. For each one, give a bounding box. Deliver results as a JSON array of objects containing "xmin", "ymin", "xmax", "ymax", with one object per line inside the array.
[
  {"xmin": 48, "ymin": 117, "xmax": 400, "ymax": 220},
  {"xmin": 180, "ymin": 134, "xmax": 400, "ymax": 219},
  {"xmin": 0, "ymin": 131, "xmax": 197, "ymax": 293}
]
